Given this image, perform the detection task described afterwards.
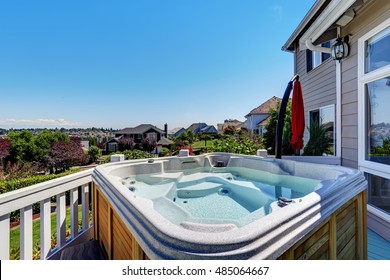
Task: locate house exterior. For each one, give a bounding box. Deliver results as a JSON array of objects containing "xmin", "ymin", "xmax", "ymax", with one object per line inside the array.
[
  {"xmin": 156, "ymin": 137, "xmax": 174, "ymax": 154},
  {"xmin": 186, "ymin": 123, "xmax": 217, "ymax": 134},
  {"xmin": 105, "ymin": 124, "xmax": 166, "ymax": 153},
  {"xmin": 105, "ymin": 137, "xmax": 121, "ymax": 153},
  {"xmin": 217, "ymin": 119, "xmax": 245, "ymax": 134},
  {"xmin": 115, "ymin": 124, "xmax": 165, "ymax": 143},
  {"xmin": 283, "ymin": 0, "xmax": 390, "ymax": 241},
  {"xmin": 199, "ymin": 125, "xmax": 218, "ymax": 134},
  {"xmin": 244, "ymin": 96, "xmax": 281, "ymax": 135},
  {"xmin": 168, "ymin": 127, "xmax": 186, "ymax": 138}
]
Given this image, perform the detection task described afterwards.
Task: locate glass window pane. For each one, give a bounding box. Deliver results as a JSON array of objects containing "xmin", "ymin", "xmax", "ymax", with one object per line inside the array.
[
  {"xmin": 366, "ymin": 77, "xmax": 390, "ymax": 165},
  {"xmin": 366, "ymin": 173, "xmax": 390, "ymax": 215},
  {"xmin": 365, "ymin": 26, "xmax": 390, "ymax": 73},
  {"xmin": 320, "ymin": 106, "xmax": 335, "ymax": 155},
  {"xmin": 312, "ymin": 51, "xmax": 322, "ymax": 68}
]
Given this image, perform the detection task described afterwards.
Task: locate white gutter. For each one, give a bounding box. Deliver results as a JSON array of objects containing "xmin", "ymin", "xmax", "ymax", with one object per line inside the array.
[
  {"xmin": 282, "ymin": 0, "xmax": 327, "ymax": 52},
  {"xmin": 305, "ymin": 39, "xmax": 332, "ymax": 53},
  {"xmin": 299, "ymin": 0, "xmax": 356, "ymax": 50}
]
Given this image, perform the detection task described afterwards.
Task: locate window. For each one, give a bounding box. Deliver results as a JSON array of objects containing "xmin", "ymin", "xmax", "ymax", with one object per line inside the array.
[
  {"xmin": 359, "ymin": 19, "xmax": 390, "ymax": 218},
  {"xmin": 108, "ymin": 143, "xmax": 118, "ymax": 152},
  {"xmin": 366, "ymin": 173, "xmax": 390, "ymax": 215},
  {"xmin": 146, "ymin": 132, "xmax": 157, "ymax": 140},
  {"xmin": 306, "ymin": 41, "xmax": 331, "ymax": 72},
  {"xmin": 365, "ymin": 26, "xmax": 390, "ymax": 73},
  {"xmin": 309, "ymin": 105, "xmax": 335, "ymax": 155},
  {"xmin": 365, "ymin": 77, "xmax": 390, "ymax": 165}
]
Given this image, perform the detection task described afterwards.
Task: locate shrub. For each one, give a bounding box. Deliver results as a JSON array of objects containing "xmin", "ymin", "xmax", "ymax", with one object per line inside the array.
[
  {"xmin": 88, "ymin": 145, "xmax": 102, "ymax": 163},
  {"xmin": 303, "ymin": 121, "xmax": 331, "ymax": 156},
  {"xmin": 0, "ymin": 168, "xmax": 81, "ymax": 194},
  {"xmin": 158, "ymin": 147, "xmax": 170, "ymax": 157},
  {"xmin": 141, "ymin": 137, "xmax": 157, "ymax": 152},
  {"xmin": 122, "ymin": 149, "xmax": 155, "ymax": 160},
  {"xmin": 212, "ymin": 134, "xmax": 262, "ymax": 155},
  {"xmin": 118, "ymin": 137, "xmax": 134, "ymax": 151}
]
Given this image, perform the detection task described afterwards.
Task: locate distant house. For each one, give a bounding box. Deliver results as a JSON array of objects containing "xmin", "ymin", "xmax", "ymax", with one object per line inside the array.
[
  {"xmin": 168, "ymin": 127, "xmax": 186, "ymax": 138},
  {"xmin": 115, "ymin": 124, "xmax": 166, "ymax": 143},
  {"xmin": 105, "ymin": 137, "xmax": 121, "ymax": 153},
  {"xmin": 217, "ymin": 119, "xmax": 245, "ymax": 134},
  {"xmin": 156, "ymin": 137, "xmax": 174, "ymax": 154},
  {"xmin": 186, "ymin": 123, "xmax": 208, "ymax": 134},
  {"xmin": 81, "ymin": 140, "xmax": 89, "ymax": 151},
  {"xmin": 199, "ymin": 125, "xmax": 218, "ymax": 134},
  {"xmin": 105, "ymin": 124, "xmax": 166, "ymax": 153},
  {"xmin": 244, "ymin": 96, "xmax": 281, "ymax": 135},
  {"xmin": 187, "ymin": 123, "xmax": 217, "ymax": 134}
]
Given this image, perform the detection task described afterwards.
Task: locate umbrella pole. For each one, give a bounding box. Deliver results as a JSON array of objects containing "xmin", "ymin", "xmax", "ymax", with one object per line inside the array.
[{"xmin": 275, "ymin": 75, "xmax": 299, "ymax": 159}]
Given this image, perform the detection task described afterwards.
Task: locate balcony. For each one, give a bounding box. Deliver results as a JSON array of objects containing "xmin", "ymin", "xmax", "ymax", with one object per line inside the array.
[{"xmin": 0, "ymin": 169, "xmax": 94, "ymax": 260}]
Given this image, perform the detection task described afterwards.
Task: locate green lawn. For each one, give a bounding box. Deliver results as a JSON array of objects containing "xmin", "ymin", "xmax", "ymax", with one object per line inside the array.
[
  {"xmin": 10, "ymin": 205, "xmax": 84, "ymax": 259},
  {"xmin": 192, "ymin": 139, "xmax": 216, "ymax": 149}
]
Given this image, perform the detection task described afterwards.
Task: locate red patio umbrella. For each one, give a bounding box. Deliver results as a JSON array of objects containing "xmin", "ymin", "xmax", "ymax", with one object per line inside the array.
[{"xmin": 290, "ymin": 81, "xmax": 305, "ymax": 151}]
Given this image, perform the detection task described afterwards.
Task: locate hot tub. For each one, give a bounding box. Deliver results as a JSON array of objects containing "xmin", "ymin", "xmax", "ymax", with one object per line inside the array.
[{"xmin": 92, "ymin": 153, "xmax": 368, "ymax": 260}]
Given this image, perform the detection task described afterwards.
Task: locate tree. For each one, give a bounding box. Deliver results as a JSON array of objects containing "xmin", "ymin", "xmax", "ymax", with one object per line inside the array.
[
  {"xmin": 46, "ymin": 137, "xmax": 89, "ymax": 173},
  {"xmin": 6, "ymin": 130, "xmax": 39, "ymax": 163},
  {"xmin": 0, "ymin": 138, "xmax": 11, "ymax": 165},
  {"xmin": 262, "ymin": 100, "xmax": 293, "ymax": 155},
  {"xmin": 118, "ymin": 137, "xmax": 134, "ymax": 151},
  {"xmin": 199, "ymin": 132, "xmax": 212, "ymax": 146},
  {"xmin": 141, "ymin": 137, "xmax": 157, "ymax": 152},
  {"xmin": 186, "ymin": 130, "xmax": 197, "ymax": 144},
  {"xmin": 88, "ymin": 145, "xmax": 102, "ymax": 163},
  {"xmin": 223, "ymin": 125, "xmax": 236, "ymax": 135},
  {"xmin": 34, "ymin": 130, "xmax": 69, "ymax": 161}
]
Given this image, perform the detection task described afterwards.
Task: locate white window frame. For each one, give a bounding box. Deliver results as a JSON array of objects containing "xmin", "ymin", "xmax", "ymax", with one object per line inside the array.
[{"xmin": 358, "ymin": 17, "xmax": 390, "ymax": 176}]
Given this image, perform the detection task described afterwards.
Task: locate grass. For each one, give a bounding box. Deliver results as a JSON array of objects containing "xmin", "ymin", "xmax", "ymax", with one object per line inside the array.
[
  {"xmin": 9, "ymin": 205, "xmax": 84, "ymax": 259},
  {"xmin": 192, "ymin": 139, "xmax": 216, "ymax": 149}
]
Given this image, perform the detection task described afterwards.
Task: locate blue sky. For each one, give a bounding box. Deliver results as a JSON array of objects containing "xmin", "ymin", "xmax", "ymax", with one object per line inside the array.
[{"xmin": 0, "ymin": 0, "xmax": 314, "ymax": 130}]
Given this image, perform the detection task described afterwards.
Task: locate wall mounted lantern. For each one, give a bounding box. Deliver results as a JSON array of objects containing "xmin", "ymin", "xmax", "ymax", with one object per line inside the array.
[{"xmin": 331, "ymin": 36, "xmax": 350, "ymax": 60}]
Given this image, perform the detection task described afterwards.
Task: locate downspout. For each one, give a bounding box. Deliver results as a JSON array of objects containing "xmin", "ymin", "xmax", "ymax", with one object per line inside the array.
[
  {"xmin": 305, "ymin": 37, "xmax": 342, "ymax": 158},
  {"xmin": 336, "ymin": 27, "xmax": 342, "ymax": 158}
]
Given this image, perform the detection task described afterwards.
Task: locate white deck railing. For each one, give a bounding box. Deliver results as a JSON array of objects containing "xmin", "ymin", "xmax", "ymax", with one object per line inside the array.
[{"xmin": 0, "ymin": 169, "xmax": 94, "ymax": 260}]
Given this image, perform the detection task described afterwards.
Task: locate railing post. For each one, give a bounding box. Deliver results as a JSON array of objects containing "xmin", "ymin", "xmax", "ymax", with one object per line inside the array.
[
  {"xmin": 20, "ymin": 205, "xmax": 33, "ymax": 260},
  {"xmin": 40, "ymin": 198, "xmax": 51, "ymax": 260},
  {"xmin": 82, "ymin": 183, "xmax": 90, "ymax": 231},
  {"xmin": 70, "ymin": 188, "xmax": 79, "ymax": 238},
  {"xmin": 0, "ymin": 214, "xmax": 10, "ymax": 260},
  {"xmin": 56, "ymin": 193, "xmax": 67, "ymax": 248}
]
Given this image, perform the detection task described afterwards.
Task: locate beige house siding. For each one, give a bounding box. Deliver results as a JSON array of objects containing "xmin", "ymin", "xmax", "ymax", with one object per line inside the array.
[
  {"xmin": 293, "ymin": 0, "xmax": 390, "ymax": 168},
  {"xmin": 339, "ymin": 0, "xmax": 390, "ymax": 168},
  {"xmin": 294, "ymin": 47, "xmax": 336, "ymax": 148}
]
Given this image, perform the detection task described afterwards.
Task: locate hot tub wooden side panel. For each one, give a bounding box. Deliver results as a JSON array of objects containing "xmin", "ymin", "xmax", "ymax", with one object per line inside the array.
[
  {"xmin": 279, "ymin": 191, "xmax": 367, "ymax": 260},
  {"xmin": 93, "ymin": 183, "xmax": 149, "ymax": 260},
  {"xmin": 93, "ymin": 178, "xmax": 366, "ymax": 260}
]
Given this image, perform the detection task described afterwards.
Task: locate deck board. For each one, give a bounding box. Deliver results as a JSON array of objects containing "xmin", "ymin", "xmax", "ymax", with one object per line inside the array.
[{"xmin": 368, "ymin": 229, "xmax": 390, "ymax": 260}]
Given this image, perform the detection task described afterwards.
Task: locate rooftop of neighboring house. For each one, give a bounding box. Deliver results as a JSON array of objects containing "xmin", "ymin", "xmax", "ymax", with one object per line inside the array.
[
  {"xmin": 168, "ymin": 127, "xmax": 185, "ymax": 135},
  {"xmin": 186, "ymin": 122, "xmax": 207, "ymax": 132},
  {"xmin": 200, "ymin": 125, "xmax": 217, "ymax": 133},
  {"xmin": 156, "ymin": 137, "xmax": 174, "ymax": 145},
  {"xmin": 116, "ymin": 124, "xmax": 165, "ymax": 135},
  {"xmin": 245, "ymin": 96, "xmax": 281, "ymax": 118}
]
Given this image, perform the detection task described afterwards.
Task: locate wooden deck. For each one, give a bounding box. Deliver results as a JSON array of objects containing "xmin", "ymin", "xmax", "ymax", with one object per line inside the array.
[{"xmin": 368, "ymin": 229, "xmax": 390, "ymax": 260}]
